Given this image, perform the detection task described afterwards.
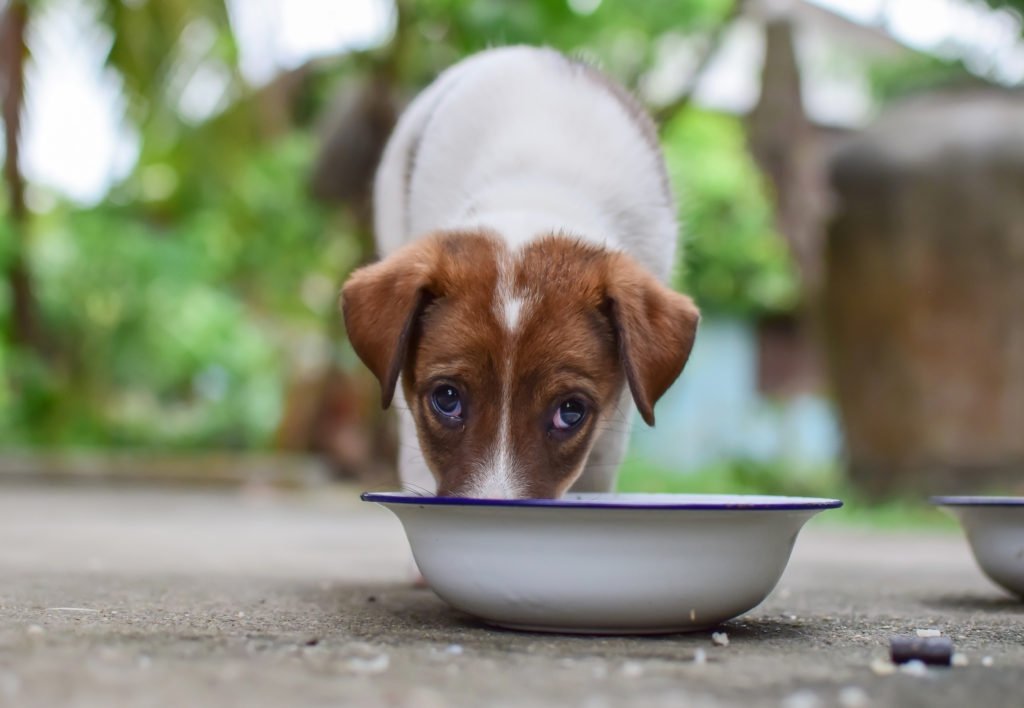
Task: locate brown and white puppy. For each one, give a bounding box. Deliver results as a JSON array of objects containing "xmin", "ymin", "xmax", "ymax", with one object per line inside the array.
[{"xmin": 342, "ymin": 47, "xmax": 699, "ymax": 499}]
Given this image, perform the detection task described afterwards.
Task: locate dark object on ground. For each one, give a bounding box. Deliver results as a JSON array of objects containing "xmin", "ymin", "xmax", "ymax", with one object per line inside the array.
[{"xmin": 890, "ymin": 635, "xmax": 954, "ymax": 666}]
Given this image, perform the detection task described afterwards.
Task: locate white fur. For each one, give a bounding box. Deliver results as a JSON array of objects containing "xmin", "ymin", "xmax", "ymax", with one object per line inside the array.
[
  {"xmin": 502, "ymin": 295, "xmax": 525, "ymax": 331},
  {"xmin": 483, "ymin": 252, "xmax": 528, "ymax": 498},
  {"xmin": 471, "ymin": 386, "xmax": 525, "ymax": 499},
  {"xmin": 493, "ymin": 249, "xmax": 529, "ymax": 333},
  {"xmin": 373, "ymin": 46, "xmax": 678, "ymax": 498}
]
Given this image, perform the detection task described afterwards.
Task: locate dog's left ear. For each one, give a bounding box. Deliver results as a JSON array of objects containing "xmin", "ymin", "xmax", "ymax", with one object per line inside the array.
[
  {"xmin": 606, "ymin": 254, "xmax": 700, "ymax": 426},
  {"xmin": 340, "ymin": 242, "xmax": 435, "ymax": 409}
]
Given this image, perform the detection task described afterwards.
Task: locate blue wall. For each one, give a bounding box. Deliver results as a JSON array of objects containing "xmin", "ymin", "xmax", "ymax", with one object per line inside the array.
[{"xmin": 627, "ymin": 317, "xmax": 841, "ymax": 472}]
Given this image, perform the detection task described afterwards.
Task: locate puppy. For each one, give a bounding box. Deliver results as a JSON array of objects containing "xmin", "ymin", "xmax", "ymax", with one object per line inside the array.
[{"xmin": 342, "ymin": 46, "xmax": 699, "ymax": 499}]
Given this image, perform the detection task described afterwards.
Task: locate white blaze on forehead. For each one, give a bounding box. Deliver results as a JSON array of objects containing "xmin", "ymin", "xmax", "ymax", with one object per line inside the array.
[
  {"xmin": 493, "ymin": 249, "xmax": 532, "ymax": 333},
  {"xmin": 503, "ymin": 296, "xmax": 525, "ymax": 330}
]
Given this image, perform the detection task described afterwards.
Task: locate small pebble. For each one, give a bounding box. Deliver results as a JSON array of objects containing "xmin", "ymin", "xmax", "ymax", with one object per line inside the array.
[
  {"xmin": 236, "ymin": 611, "xmax": 245, "ymax": 619},
  {"xmin": 620, "ymin": 661, "xmax": 644, "ymax": 678},
  {"xmin": 870, "ymin": 658, "xmax": 896, "ymax": 676},
  {"xmin": 952, "ymin": 652, "xmax": 969, "ymax": 667},
  {"xmin": 982, "ymin": 656, "xmax": 994, "ymax": 667},
  {"xmin": 915, "ymin": 628, "xmax": 942, "ymax": 638},
  {"xmin": 25, "ymin": 624, "xmax": 44, "ymax": 637},
  {"xmin": 899, "ymin": 659, "xmax": 929, "ymax": 677},
  {"xmin": 692, "ymin": 648, "xmax": 707, "ymax": 666},
  {"xmin": 838, "ymin": 686, "xmax": 869, "ymax": 708},
  {"xmin": 711, "ymin": 631, "xmax": 729, "ymax": 647},
  {"xmin": 443, "ymin": 644, "xmax": 464, "ymax": 656},
  {"xmin": 346, "ymin": 654, "xmax": 390, "ymax": 675}
]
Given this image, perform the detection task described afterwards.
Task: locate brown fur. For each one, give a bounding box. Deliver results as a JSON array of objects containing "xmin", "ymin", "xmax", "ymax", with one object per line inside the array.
[{"xmin": 341, "ymin": 231, "xmax": 699, "ymax": 498}]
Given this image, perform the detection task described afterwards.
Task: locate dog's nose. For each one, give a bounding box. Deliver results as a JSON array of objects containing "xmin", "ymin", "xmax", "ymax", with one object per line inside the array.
[
  {"xmin": 459, "ymin": 468, "xmax": 522, "ymax": 500},
  {"xmin": 468, "ymin": 480, "xmax": 515, "ymax": 500}
]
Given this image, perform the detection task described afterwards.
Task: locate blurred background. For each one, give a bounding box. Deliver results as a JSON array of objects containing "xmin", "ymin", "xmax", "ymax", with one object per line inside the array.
[{"xmin": 2, "ymin": 0, "xmax": 1023, "ymax": 510}]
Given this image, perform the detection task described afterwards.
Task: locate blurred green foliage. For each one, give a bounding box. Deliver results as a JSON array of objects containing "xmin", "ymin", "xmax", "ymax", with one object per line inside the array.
[
  {"xmin": 2, "ymin": 136, "xmax": 359, "ymax": 447},
  {"xmin": 396, "ymin": 0, "xmax": 732, "ymax": 80},
  {"xmin": 663, "ymin": 109, "xmax": 798, "ymax": 315}
]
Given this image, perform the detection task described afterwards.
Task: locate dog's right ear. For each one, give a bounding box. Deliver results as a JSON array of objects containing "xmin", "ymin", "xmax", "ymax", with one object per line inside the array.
[
  {"xmin": 605, "ymin": 253, "xmax": 700, "ymax": 427},
  {"xmin": 340, "ymin": 242, "xmax": 435, "ymax": 408}
]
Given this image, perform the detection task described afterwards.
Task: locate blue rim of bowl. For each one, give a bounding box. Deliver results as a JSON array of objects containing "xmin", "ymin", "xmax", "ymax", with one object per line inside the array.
[
  {"xmin": 931, "ymin": 496, "xmax": 1024, "ymax": 507},
  {"xmin": 361, "ymin": 492, "xmax": 843, "ymax": 511}
]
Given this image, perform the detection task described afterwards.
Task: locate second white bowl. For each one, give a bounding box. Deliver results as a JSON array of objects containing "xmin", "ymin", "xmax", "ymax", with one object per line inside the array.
[{"xmin": 933, "ymin": 496, "xmax": 1024, "ymax": 598}]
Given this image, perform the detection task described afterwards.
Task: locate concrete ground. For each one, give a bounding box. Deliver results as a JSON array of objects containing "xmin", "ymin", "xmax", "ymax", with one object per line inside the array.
[{"xmin": 0, "ymin": 484, "xmax": 1021, "ymax": 708}]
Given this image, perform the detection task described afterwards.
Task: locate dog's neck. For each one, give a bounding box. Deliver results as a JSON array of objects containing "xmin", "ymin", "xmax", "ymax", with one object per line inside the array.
[{"xmin": 444, "ymin": 176, "xmax": 621, "ymax": 253}]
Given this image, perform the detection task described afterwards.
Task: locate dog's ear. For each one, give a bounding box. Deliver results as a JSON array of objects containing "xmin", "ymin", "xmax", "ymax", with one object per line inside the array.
[
  {"xmin": 340, "ymin": 242, "xmax": 435, "ymax": 409},
  {"xmin": 605, "ymin": 254, "xmax": 700, "ymax": 426}
]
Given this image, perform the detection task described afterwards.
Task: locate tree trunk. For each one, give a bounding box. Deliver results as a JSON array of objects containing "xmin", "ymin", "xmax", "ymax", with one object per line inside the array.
[
  {"xmin": 746, "ymin": 18, "xmax": 829, "ymax": 297},
  {"xmin": 1, "ymin": 0, "xmax": 44, "ymax": 355}
]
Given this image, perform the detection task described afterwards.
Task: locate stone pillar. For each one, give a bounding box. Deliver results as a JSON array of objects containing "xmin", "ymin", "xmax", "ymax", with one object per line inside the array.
[{"xmin": 825, "ymin": 90, "xmax": 1024, "ymax": 498}]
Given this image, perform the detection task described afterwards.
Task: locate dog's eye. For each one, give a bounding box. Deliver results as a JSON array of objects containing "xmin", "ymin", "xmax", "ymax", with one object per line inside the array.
[
  {"xmin": 430, "ymin": 385, "xmax": 463, "ymax": 420},
  {"xmin": 552, "ymin": 399, "xmax": 586, "ymax": 431}
]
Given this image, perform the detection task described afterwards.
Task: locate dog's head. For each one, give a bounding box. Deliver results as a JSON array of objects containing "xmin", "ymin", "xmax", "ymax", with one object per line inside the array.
[{"xmin": 341, "ymin": 231, "xmax": 699, "ymax": 498}]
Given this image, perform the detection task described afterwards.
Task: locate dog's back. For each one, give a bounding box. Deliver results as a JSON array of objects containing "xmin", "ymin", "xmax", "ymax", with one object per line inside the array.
[{"xmin": 373, "ymin": 46, "xmax": 677, "ymax": 282}]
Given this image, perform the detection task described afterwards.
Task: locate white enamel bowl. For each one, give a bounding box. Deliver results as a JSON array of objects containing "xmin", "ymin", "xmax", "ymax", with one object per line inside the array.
[
  {"xmin": 933, "ymin": 497, "xmax": 1024, "ymax": 598},
  {"xmin": 363, "ymin": 492, "xmax": 842, "ymax": 634}
]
